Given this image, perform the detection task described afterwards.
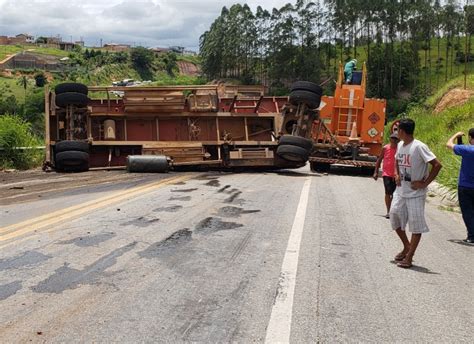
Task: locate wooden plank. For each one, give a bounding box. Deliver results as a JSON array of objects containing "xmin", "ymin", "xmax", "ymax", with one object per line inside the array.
[
  {"xmin": 89, "ymin": 111, "xmax": 278, "ymax": 118},
  {"xmin": 142, "ymin": 142, "xmax": 203, "ymax": 148},
  {"xmin": 90, "ymin": 140, "xmax": 277, "ymax": 147},
  {"xmin": 244, "ymin": 117, "xmax": 249, "ymax": 141},
  {"xmin": 44, "ymin": 88, "xmax": 51, "ymax": 162}
]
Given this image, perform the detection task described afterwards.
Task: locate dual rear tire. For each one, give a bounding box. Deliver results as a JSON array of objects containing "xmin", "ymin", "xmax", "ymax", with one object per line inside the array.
[
  {"xmin": 289, "ymin": 81, "xmax": 322, "ymax": 109},
  {"xmin": 55, "ymin": 141, "xmax": 90, "ymax": 173},
  {"xmin": 276, "ymin": 135, "xmax": 313, "ymax": 164},
  {"xmin": 55, "ymin": 83, "xmax": 89, "ymax": 108}
]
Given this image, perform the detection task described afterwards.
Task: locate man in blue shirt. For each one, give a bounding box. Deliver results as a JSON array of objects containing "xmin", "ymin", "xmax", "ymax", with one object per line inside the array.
[
  {"xmin": 344, "ymin": 59, "xmax": 357, "ymax": 84},
  {"xmin": 447, "ymin": 128, "xmax": 474, "ymax": 244}
]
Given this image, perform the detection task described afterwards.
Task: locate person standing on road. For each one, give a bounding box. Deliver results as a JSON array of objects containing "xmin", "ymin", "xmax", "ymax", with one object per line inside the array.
[
  {"xmin": 344, "ymin": 59, "xmax": 357, "ymax": 84},
  {"xmin": 446, "ymin": 128, "xmax": 474, "ymax": 244},
  {"xmin": 390, "ymin": 119, "xmax": 442, "ymax": 268},
  {"xmin": 374, "ymin": 132, "xmax": 399, "ymax": 219}
]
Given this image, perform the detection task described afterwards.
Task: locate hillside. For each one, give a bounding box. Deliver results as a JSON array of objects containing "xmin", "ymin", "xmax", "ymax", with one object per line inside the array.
[
  {"xmin": 391, "ymin": 74, "xmax": 474, "ymax": 192},
  {"xmin": 0, "ymin": 45, "xmax": 202, "ymax": 97}
]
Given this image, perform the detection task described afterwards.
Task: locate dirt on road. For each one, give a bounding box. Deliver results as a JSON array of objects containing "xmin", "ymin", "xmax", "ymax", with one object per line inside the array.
[{"xmin": 0, "ymin": 169, "xmax": 163, "ymax": 205}]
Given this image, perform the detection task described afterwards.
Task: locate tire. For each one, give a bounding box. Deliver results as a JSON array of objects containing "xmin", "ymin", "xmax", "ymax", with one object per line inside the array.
[
  {"xmin": 289, "ymin": 90, "xmax": 321, "ymax": 109},
  {"xmin": 290, "ymin": 81, "xmax": 323, "ymax": 96},
  {"xmin": 55, "ymin": 92, "xmax": 89, "ymax": 108},
  {"xmin": 56, "ymin": 151, "xmax": 89, "ymax": 168},
  {"xmin": 55, "ymin": 83, "xmax": 88, "ymax": 95},
  {"xmin": 310, "ymin": 162, "xmax": 330, "ymax": 173},
  {"xmin": 276, "ymin": 145, "xmax": 309, "ymax": 163},
  {"xmin": 279, "ymin": 135, "xmax": 313, "ymax": 151},
  {"xmin": 55, "ymin": 140, "xmax": 89, "ymax": 153}
]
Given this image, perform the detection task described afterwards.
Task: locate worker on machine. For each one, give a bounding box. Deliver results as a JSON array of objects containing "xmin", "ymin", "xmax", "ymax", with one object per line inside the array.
[{"xmin": 344, "ymin": 59, "xmax": 357, "ymax": 84}]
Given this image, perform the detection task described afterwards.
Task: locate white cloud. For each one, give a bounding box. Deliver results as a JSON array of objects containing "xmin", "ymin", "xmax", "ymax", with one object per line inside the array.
[{"xmin": 0, "ymin": 0, "xmax": 291, "ymax": 50}]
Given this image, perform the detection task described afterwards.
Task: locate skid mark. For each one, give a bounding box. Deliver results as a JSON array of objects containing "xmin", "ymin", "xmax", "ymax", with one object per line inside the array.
[
  {"xmin": 169, "ymin": 196, "xmax": 192, "ymax": 202},
  {"xmin": 218, "ymin": 185, "xmax": 231, "ymax": 193},
  {"xmin": 0, "ymin": 251, "xmax": 51, "ymax": 271},
  {"xmin": 154, "ymin": 205, "xmax": 183, "ymax": 213},
  {"xmin": 31, "ymin": 242, "xmax": 137, "ymax": 294},
  {"xmin": 170, "ymin": 188, "xmax": 198, "ymax": 193},
  {"xmin": 138, "ymin": 229, "xmax": 193, "ymax": 259},
  {"xmin": 0, "ymin": 281, "xmax": 22, "ymax": 301},
  {"xmin": 195, "ymin": 217, "xmax": 243, "ymax": 234},
  {"xmin": 121, "ymin": 216, "xmax": 160, "ymax": 228},
  {"xmin": 217, "ymin": 206, "xmax": 260, "ymax": 218},
  {"xmin": 205, "ymin": 180, "xmax": 221, "ymax": 187},
  {"xmin": 224, "ymin": 191, "xmax": 243, "ymax": 203},
  {"xmin": 57, "ymin": 232, "xmax": 116, "ymax": 247}
]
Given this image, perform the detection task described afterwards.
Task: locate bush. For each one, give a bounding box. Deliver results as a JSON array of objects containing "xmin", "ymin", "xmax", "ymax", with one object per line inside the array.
[
  {"xmin": 34, "ymin": 72, "xmax": 47, "ymax": 87},
  {"xmin": 0, "ymin": 114, "xmax": 43, "ymax": 170},
  {"xmin": 406, "ymin": 98, "xmax": 474, "ymax": 191}
]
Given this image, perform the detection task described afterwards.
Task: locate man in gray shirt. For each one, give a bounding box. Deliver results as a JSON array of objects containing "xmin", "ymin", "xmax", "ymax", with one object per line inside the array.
[{"xmin": 390, "ymin": 119, "xmax": 442, "ymax": 268}]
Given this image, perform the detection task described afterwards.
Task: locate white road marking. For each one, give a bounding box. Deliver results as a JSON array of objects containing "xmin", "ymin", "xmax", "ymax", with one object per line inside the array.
[{"xmin": 265, "ymin": 177, "xmax": 312, "ymax": 344}]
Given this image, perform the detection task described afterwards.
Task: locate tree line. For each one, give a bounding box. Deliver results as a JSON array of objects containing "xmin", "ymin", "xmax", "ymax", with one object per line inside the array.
[{"xmin": 200, "ymin": 0, "xmax": 474, "ymax": 99}]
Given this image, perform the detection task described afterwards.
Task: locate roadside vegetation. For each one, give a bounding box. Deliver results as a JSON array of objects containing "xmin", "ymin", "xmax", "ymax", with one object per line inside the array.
[
  {"xmin": 390, "ymin": 74, "xmax": 474, "ymax": 192},
  {"xmin": 0, "ymin": 114, "xmax": 43, "ymax": 170}
]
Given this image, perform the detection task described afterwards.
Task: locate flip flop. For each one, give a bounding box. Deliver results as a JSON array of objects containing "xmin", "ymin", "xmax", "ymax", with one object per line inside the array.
[
  {"xmin": 394, "ymin": 253, "xmax": 406, "ymax": 261},
  {"xmin": 397, "ymin": 261, "xmax": 412, "ymax": 269}
]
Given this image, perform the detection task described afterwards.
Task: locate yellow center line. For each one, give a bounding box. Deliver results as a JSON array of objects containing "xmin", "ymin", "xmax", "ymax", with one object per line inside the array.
[{"xmin": 0, "ymin": 174, "xmax": 197, "ymax": 245}]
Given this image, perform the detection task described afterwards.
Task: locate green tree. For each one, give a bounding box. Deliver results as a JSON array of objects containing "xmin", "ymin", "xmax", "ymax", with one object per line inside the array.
[
  {"xmin": 34, "ymin": 72, "xmax": 47, "ymax": 87},
  {"xmin": 130, "ymin": 47, "xmax": 154, "ymax": 70},
  {"xmin": 17, "ymin": 76, "xmax": 28, "ymax": 103}
]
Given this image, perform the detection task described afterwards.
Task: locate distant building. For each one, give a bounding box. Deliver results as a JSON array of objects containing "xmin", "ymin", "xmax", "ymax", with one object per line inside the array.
[
  {"xmin": 75, "ymin": 40, "xmax": 85, "ymax": 47},
  {"xmin": 46, "ymin": 37, "xmax": 61, "ymax": 45},
  {"xmin": 103, "ymin": 43, "xmax": 131, "ymax": 52},
  {"xmin": 59, "ymin": 42, "xmax": 77, "ymax": 51},
  {"xmin": 150, "ymin": 47, "xmax": 170, "ymax": 56},
  {"xmin": 183, "ymin": 50, "xmax": 197, "ymax": 56},
  {"xmin": 169, "ymin": 46, "xmax": 185, "ymax": 54},
  {"xmin": 15, "ymin": 34, "xmax": 34, "ymax": 43},
  {"xmin": 0, "ymin": 33, "xmax": 35, "ymax": 45}
]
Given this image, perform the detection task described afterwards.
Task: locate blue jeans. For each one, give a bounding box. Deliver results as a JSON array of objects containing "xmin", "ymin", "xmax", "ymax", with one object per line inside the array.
[{"xmin": 458, "ymin": 186, "xmax": 474, "ymax": 240}]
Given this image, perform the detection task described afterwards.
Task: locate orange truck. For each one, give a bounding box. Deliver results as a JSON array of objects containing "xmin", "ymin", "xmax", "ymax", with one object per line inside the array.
[{"xmin": 308, "ymin": 63, "xmax": 386, "ymax": 172}]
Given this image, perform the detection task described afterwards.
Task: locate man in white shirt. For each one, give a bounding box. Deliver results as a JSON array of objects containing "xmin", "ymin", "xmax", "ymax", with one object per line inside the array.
[{"xmin": 390, "ymin": 119, "xmax": 442, "ymax": 268}]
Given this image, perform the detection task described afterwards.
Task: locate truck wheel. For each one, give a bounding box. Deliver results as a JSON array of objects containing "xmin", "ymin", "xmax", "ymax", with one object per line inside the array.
[
  {"xmin": 56, "ymin": 151, "xmax": 89, "ymax": 170},
  {"xmin": 310, "ymin": 162, "xmax": 330, "ymax": 173},
  {"xmin": 279, "ymin": 135, "xmax": 313, "ymax": 151},
  {"xmin": 289, "ymin": 90, "xmax": 321, "ymax": 109},
  {"xmin": 55, "ymin": 140, "xmax": 90, "ymax": 153},
  {"xmin": 290, "ymin": 81, "xmax": 323, "ymax": 96},
  {"xmin": 55, "ymin": 92, "xmax": 89, "ymax": 108},
  {"xmin": 276, "ymin": 145, "xmax": 309, "ymax": 163},
  {"xmin": 55, "ymin": 83, "xmax": 88, "ymax": 95}
]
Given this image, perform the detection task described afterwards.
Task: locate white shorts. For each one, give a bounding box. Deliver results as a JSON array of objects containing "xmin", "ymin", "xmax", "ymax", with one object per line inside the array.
[{"xmin": 389, "ymin": 191, "xmax": 429, "ymax": 234}]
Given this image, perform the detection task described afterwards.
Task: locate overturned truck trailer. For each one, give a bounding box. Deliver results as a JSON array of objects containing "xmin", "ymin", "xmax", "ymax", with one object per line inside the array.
[{"xmin": 44, "ymin": 83, "xmax": 319, "ymax": 172}]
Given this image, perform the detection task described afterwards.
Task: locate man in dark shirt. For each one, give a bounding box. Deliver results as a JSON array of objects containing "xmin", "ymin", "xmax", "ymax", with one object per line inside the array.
[{"xmin": 447, "ymin": 128, "xmax": 474, "ymax": 244}]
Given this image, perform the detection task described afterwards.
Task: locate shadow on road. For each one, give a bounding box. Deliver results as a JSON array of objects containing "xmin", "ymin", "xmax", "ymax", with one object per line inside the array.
[
  {"xmin": 447, "ymin": 239, "xmax": 474, "ymax": 247},
  {"xmin": 316, "ymin": 165, "xmax": 374, "ymax": 178},
  {"xmin": 389, "ymin": 260, "xmax": 441, "ymax": 274},
  {"xmin": 275, "ymin": 170, "xmax": 319, "ymax": 178}
]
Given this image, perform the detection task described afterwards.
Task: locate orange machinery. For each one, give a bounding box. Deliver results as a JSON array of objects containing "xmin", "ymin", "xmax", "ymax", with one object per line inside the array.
[{"xmin": 309, "ymin": 62, "xmax": 386, "ymax": 172}]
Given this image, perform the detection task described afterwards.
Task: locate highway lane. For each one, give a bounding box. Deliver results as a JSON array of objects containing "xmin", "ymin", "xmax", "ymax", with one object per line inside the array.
[{"xmin": 0, "ymin": 167, "xmax": 472, "ymax": 342}]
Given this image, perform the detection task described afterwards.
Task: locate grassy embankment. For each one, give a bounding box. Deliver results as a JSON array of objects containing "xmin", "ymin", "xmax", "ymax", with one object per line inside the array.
[{"xmin": 391, "ymin": 74, "xmax": 474, "ymax": 193}]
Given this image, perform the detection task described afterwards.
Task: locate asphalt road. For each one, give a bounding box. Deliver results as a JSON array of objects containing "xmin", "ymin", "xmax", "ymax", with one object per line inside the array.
[{"xmin": 0, "ymin": 167, "xmax": 472, "ymax": 343}]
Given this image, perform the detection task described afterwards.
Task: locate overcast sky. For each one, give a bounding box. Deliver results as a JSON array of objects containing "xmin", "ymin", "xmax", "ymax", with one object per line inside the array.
[{"xmin": 0, "ymin": 0, "xmax": 291, "ymax": 51}]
